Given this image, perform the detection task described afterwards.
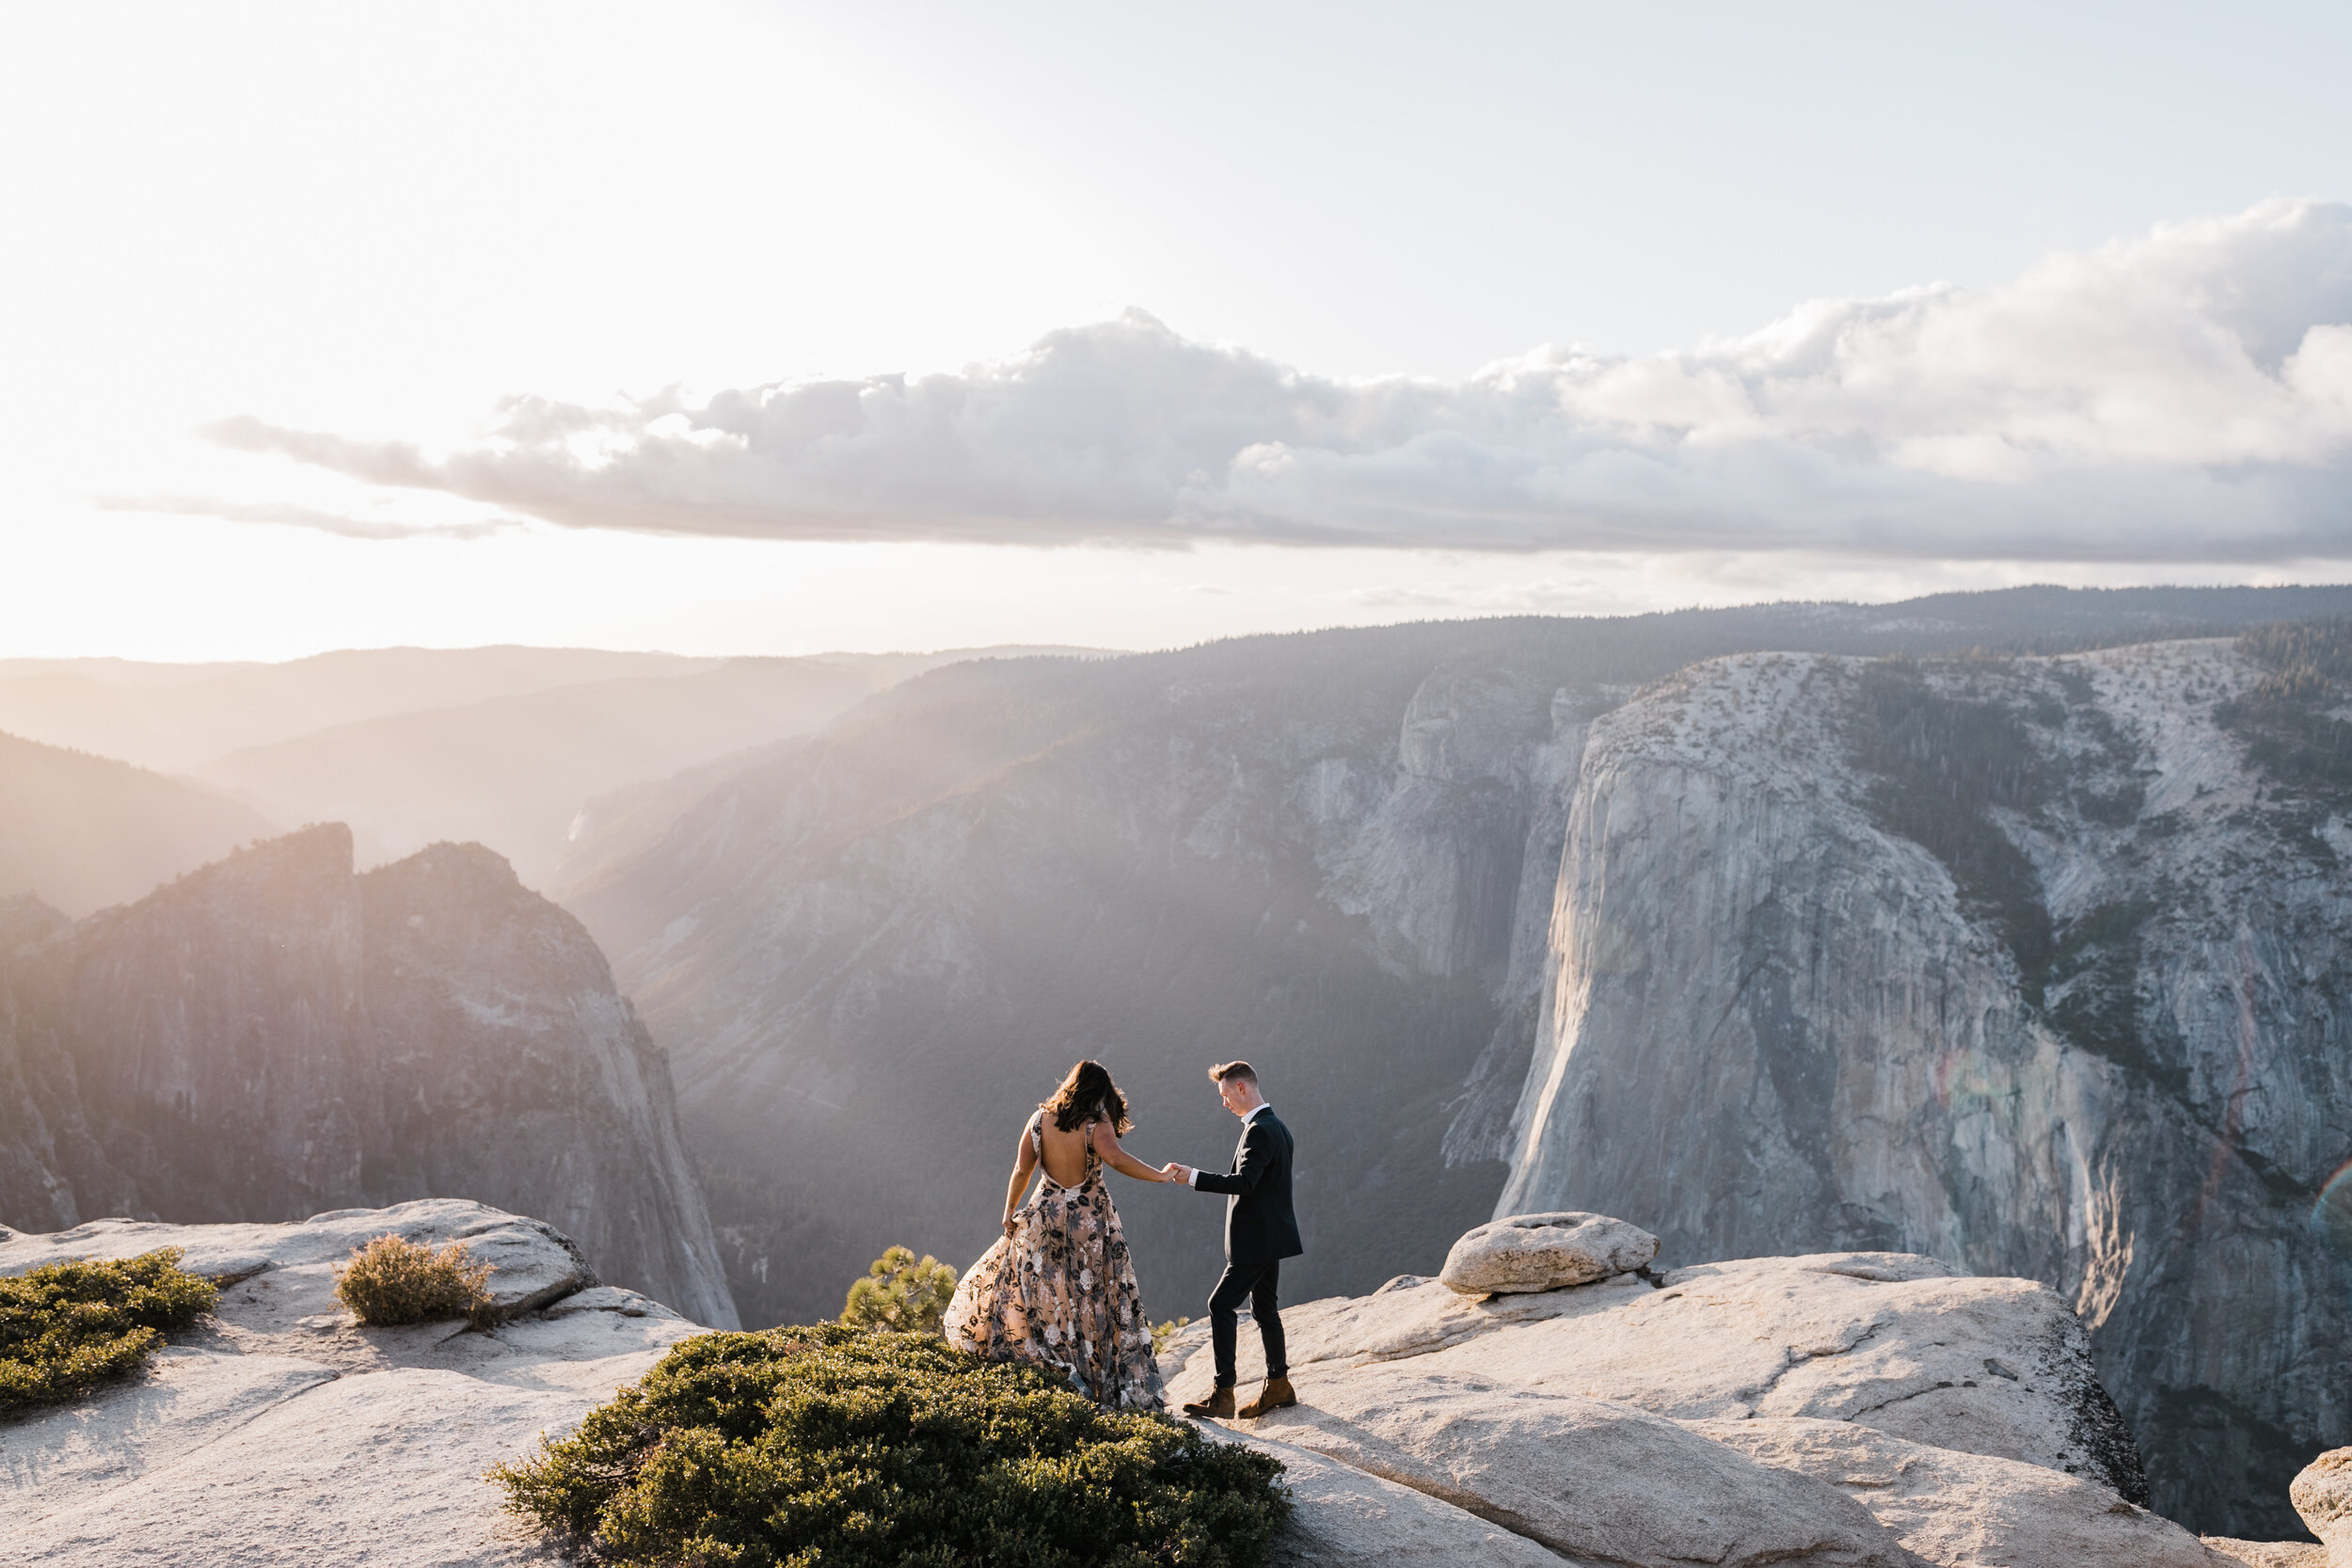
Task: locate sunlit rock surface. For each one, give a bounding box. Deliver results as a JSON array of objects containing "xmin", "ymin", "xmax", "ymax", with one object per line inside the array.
[
  {"xmin": 1438, "ymin": 1210, "xmax": 1658, "ymax": 1293},
  {"xmin": 1163, "ymin": 1238, "xmax": 2229, "ymax": 1568},
  {"xmin": 2291, "ymin": 1448, "xmax": 2352, "ymax": 1567},
  {"xmin": 1692, "ymin": 1418, "xmax": 2231, "ymax": 1568},
  {"xmin": 1227, "ymin": 1429, "xmax": 1570, "ymax": 1567},
  {"xmin": 0, "ymin": 1201, "xmax": 700, "ymax": 1567}
]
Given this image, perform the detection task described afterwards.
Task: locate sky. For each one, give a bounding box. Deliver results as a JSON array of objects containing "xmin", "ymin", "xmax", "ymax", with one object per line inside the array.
[{"xmin": 4, "ymin": 2, "xmax": 2351, "ymax": 661}]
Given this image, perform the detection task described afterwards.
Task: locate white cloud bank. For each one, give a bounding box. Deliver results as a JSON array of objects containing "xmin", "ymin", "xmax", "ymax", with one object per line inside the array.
[{"xmin": 205, "ymin": 198, "xmax": 2352, "ymax": 561}]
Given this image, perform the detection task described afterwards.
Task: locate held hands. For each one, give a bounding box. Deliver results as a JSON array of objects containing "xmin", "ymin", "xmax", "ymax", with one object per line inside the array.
[{"xmin": 1161, "ymin": 1162, "xmax": 1190, "ymax": 1184}]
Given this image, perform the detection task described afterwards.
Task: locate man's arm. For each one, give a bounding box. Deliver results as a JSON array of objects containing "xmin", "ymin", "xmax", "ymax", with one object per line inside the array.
[{"xmin": 1190, "ymin": 1122, "xmax": 1276, "ymax": 1196}]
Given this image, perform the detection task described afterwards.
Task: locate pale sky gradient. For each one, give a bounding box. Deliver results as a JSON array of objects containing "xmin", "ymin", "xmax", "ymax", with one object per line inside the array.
[{"xmin": 5, "ymin": 2, "xmax": 2350, "ymax": 659}]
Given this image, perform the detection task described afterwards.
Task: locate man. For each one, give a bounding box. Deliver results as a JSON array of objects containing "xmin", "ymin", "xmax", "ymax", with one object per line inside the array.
[{"xmin": 1163, "ymin": 1061, "xmax": 1301, "ymax": 1419}]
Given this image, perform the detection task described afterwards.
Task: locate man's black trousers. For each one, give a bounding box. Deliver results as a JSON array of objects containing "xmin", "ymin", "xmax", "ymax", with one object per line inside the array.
[{"xmin": 1207, "ymin": 1259, "xmax": 1287, "ymax": 1388}]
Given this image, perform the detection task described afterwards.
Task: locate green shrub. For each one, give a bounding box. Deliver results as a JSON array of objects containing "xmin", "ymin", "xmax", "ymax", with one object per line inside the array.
[
  {"xmin": 0, "ymin": 1247, "xmax": 217, "ymax": 1411},
  {"xmin": 333, "ymin": 1233, "xmax": 493, "ymax": 1326},
  {"xmin": 840, "ymin": 1245, "xmax": 957, "ymax": 1336},
  {"xmin": 1152, "ymin": 1315, "xmax": 1193, "ymax": 1354},
  {"xmin": 491, "ymin": 1323, "xmax": 1290, "ymax": 1567}
]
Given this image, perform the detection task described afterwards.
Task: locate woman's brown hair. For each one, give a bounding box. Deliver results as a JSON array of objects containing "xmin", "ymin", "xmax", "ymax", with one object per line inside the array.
[{"xmin": 1042, "ymin": 1059, "xmax": 1133, "ymax": 1134}]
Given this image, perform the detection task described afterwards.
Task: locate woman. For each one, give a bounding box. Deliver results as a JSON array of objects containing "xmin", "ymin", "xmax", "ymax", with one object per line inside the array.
[{"xmin": 945, "ymin": 1059, "xmax": 1176, "ymax": 1411}]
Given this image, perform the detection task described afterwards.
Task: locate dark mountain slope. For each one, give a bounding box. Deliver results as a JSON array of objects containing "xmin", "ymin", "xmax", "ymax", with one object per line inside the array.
[{"xmin": 568, "ymin": 585, "xmax": 2352, "ymax": 1329}]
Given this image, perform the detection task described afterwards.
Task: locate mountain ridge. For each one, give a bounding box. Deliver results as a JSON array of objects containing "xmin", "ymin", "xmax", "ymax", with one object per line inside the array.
[
  {"xmin": 0, "ymin": 728, "xmax": 277, "ymax": 918},
  {"xmin": 0, "ymin": 824, "xmax": 735, "ymax": 1326}
]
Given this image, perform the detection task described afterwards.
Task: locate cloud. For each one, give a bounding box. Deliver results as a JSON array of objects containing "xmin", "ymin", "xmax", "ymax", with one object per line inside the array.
[
  {"xmin": 94, "ymin": 493, "xmax": 523, "ymax": 541},
  {"xmin": 204, "ymin": 198, "xmax": 2352, "ymax": 561}
]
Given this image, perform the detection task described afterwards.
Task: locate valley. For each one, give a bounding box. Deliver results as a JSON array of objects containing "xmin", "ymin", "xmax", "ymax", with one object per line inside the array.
[{"xmin": 6, "ymin": 583, "xmax": 2352, "ymax": 1534}]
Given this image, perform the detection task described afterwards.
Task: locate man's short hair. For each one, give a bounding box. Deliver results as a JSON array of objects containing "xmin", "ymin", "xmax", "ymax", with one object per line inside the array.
[{"xmin": 1209, "ymin": 1061, "xmax": 1258, "ymax": 1086}]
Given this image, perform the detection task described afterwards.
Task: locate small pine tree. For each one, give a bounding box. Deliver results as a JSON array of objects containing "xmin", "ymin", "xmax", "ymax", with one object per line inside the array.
[{"xmin": 842, "ymin": 1245, "xmax": 959, "ymax": 1336}]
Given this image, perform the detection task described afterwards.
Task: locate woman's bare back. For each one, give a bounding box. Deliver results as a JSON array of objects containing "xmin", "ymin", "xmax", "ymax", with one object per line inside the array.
[{"xmin": 1032, "ymin": 1114, "xmax": 1102, "ymax": 1188}]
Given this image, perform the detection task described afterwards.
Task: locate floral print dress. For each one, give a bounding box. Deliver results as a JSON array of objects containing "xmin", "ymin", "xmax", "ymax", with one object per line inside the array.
[{"xmin": 945, "ymin": 1112, "xmax": 1167, "ymax": 1412}]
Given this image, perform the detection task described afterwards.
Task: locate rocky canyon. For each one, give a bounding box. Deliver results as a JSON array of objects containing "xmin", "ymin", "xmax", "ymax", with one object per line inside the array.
[{"xmin": 554, "ymin": 585, "xmax": 2352, "ymax": 1533}]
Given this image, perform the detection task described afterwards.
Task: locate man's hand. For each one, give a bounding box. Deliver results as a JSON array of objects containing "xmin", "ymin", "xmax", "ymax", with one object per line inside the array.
[{"xmin": 1162, "ymin": 1162, "xmax": 1189, "ymax": 1183}]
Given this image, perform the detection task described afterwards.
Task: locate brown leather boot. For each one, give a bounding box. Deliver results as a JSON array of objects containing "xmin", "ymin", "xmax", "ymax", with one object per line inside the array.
[
  {"xmin": 1182, "ymin": 1385, "xmax": 1237, "ymax": 1418},
  {"xmin": 1237, "ymin": 1376, "xmax": 1297, "ymax": 1418}
]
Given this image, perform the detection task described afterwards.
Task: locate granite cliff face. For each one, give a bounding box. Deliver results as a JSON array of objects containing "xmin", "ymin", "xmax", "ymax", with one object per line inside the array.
[
  {"xmin": 0, "ymin": 825, "xmax": 737, "ymax": 1328},
  {"xmin": 1497, "ymin": 636, "xmax": 2352, "ymax": 1536}
]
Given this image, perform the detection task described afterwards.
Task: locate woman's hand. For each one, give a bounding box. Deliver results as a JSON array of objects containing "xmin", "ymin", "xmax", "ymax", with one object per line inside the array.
[{"xmin": 1002, "ymin": 1213, "xmax": 1018, "ymax": 1240}]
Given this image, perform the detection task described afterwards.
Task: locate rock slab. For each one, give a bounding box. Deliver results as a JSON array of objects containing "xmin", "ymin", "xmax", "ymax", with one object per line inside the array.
[
  {"xmin": 1691, "ymin": 1416, "xmax": 2231, "ymax": 1568},
  {"xmin": 1438, "ymin": 1210, "xmax": 1658, "ymax": 1294},
  {"xmin": 1160, "ymin": 1243, "xmax": 2195, "ymax": 1568},
  {"xmin": 1243, "ymin": 1366, "xmax": 1926, "ymax": 1567},
  {"xmin": 2205, "ymin": 1543, "xmax": 2329, "ymax": 1568},
  {"xmin": 2293, "ymin": 1449, "xmax": 2352, "ymax": 1568},
  {"xmin": 1170, "ymin": 1252, "xmax": 2146, "ymax": 1501},
  {"xmin": 1223, "ymin": 1430, "xmax": 1569, "ymax": 1567},
  {"xmin": 0, "ymin": 1202, "xmax": 702, "ymax": 1567}
]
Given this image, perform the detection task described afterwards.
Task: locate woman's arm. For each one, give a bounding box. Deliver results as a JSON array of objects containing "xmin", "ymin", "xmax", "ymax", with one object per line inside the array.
[
  {"xmin": 1093, "ymin": 1118, "xmax": 1177, "ymax": 1183},
  {"xmin": 1001, "ymin": 1117, "xmax": 1041, "ymax": 1236}
]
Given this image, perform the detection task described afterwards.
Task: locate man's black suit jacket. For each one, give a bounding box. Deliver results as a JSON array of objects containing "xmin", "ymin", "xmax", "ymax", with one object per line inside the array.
[{"xmin": 1192, "ymin": 1107, "xmax": 1302, "ymax": 1271}]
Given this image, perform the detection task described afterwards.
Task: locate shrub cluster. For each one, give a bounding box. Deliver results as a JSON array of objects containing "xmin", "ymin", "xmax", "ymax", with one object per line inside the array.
[
  {"xmin": 492, "ymin": 1323, "xmax": 1290, "ymax": 1567},
  {"xmin": 0, "ymin": 1247, "xmax": 217, "ymax": 1411},
  {"xmin": 840, "ymin": 1244, "xmax": 957, "ymax": 1335},
  {"xmin": 333, "ymin": 1233, "xmax": 493, "ymax": 1326},
  {"xmin": 1845, "ymin": 660, "xmax": 2056, "ymax": 995}
]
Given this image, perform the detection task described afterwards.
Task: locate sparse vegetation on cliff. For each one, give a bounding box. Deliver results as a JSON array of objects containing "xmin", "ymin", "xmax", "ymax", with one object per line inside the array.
[
  {"xmin": 2221, "ymin": 617, "xmax": 2352, "ymax": 806},
  {"xmin": 491, "ymin": 1323, "xmax": 1289, "ymax": 1567},
  {"xmin": 0, "ymin": 1247, "xmax": 215, "ymax": 1411},
  {"xmin": 333, "ymin": 1233, "xmax": 492, "ymax": 1326},
  {"xmin": 841, "ymin": 1244, "xmax": 958, "ymax": 1335}
]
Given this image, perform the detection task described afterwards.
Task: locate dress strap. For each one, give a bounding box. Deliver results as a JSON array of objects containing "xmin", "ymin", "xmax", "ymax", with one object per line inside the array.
[{"xmin": 1028, "ymin": 1111, "xmax": 1044, "ymax": 1156}]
